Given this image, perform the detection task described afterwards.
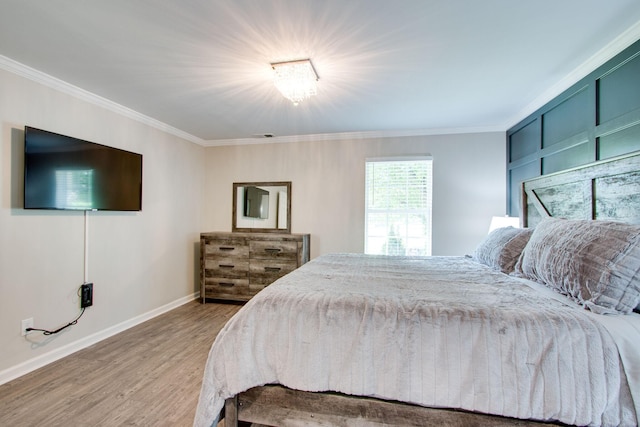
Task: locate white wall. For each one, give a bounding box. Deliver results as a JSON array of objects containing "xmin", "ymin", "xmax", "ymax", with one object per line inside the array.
[
  {"xmin": 0, "ymin": 68, "xmax": 205, "ymax": 381},
  {"xmin": 203, "ymin": 132, "xmax": 506, "ymax": 258}
]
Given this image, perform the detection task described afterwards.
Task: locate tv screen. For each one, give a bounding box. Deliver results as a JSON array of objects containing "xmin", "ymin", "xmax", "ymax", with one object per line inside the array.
[{"xmin": 24, "ymin": 126, "xmax": 143, "ymax": 211}]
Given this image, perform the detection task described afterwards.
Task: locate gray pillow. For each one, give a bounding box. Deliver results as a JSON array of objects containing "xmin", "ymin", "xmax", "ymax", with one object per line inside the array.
[
  {"xmin": 473, "ymin": 226, "xmax": 533, "ymax": 273},
  {"xmin": 513, "ymin": 218, "xmax": 640, "ymax": 314}
]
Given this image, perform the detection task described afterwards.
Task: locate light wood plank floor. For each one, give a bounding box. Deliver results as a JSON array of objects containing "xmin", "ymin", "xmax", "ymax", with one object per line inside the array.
[{"xmin": 0, "ymin": 300, "xmax": 242, "ymax": 427}]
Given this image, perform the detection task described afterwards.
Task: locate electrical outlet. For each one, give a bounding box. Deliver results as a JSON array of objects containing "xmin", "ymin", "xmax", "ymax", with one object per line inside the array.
[
  {"xmin": 21, "ymin": 318, "xmax": 33, "ymax": 336},
  {"xmin": 81, "ymin": 283, "xmax": 93, "ymax": 308}
]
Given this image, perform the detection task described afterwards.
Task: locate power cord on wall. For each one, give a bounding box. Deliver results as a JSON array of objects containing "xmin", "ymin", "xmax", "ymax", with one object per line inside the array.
[
  {"xmin": 25, "ymin": 285, "xmax": 87, "ymax": 335},
  {"xmin": 26, "ymin": 308, "xmax": 86, "ymax": 335}
]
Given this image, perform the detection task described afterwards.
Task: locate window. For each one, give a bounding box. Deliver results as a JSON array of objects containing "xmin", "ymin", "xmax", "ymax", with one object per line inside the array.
[{"xmin": 365, "ymin": 157, "xmax": 433, "ymax": 256}]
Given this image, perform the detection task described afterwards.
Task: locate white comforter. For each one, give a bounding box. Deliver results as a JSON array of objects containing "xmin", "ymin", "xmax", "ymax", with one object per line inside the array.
[{"xmin": 194, "ymin": 254, "xmax": 639, "ymax": 426}]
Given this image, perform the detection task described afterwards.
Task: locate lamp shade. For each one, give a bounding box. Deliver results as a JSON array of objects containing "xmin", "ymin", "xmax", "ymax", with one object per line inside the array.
[{"xmin": 488, "ymin": 216, "xmax": 520, "ymax": 233}]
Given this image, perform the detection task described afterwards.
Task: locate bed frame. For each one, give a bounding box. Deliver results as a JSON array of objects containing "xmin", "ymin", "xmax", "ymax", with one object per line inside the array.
[
  {"xmin": 223, "ymin": 385, "xmax": 562, "ymax": 426},
  {"xmin": 223, "ymin": 152, "xmax": 640, "ymax": 427}
]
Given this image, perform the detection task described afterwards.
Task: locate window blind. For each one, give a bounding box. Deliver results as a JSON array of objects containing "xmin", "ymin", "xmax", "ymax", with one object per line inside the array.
[{"xmin": 365, "ymin": 157, "xmax": 433, "ymax": 256}]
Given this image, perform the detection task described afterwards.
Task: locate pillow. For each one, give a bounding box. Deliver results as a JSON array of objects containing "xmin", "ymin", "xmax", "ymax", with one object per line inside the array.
[
  {"xmin": 513, "ymin": 218, "xmax": 640, "ymax": 314},
  {"xmin": 473, "ymin": 226, "xmax": 533, "ymax": 273}
]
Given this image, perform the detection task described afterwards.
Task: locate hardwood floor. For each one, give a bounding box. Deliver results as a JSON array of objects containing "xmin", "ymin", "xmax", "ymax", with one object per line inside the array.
[{"xmin": 0, "ymin": 300, "xmax": 242, "ymax": 427}]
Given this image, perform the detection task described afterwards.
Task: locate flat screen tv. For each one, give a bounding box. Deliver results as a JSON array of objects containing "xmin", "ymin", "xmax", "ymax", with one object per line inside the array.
[{"xmin": 24, "ymin": 126, "xmax": 143, "ymax": 211}]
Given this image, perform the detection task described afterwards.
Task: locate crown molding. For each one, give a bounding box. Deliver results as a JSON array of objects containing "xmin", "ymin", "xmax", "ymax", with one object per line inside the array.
[
  {"xmin": 202, "ymin": 125, "xmax": 505, "ymax": 147},
  {"xmin": 504, "ymin": 21, "xmax": 640, "ymax": 130},
  {"xmin": 0, "ymin": 55, "xmax": 204, "ymax": 145}
]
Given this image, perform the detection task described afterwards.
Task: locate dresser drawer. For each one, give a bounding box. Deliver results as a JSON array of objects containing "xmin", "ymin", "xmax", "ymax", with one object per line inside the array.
[
  {"xmin": 249, "ymin": 259, "xmax": 297, "ymax": 286},
  {"xmin": 204, "ymin": 258, "xmax": 249, "ymax": 279},
  {"xmin": 250, "ymin": 240, "xmax": 298, "ymax": 261},
  {"xmin": 203, "ymin": 278, "xmax": 250, "ymax": 299},
  {"xmin": 204, "ymin": 238, "xmax": 249, "ymax": 258}
]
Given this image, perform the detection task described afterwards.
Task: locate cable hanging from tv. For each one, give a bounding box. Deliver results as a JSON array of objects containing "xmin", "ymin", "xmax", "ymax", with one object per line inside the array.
[
  {"xmin": 26, "ymin": 307, "xmax": 86, "ymax": 336},
  {"xmin": 25, "ymin": 284, "xmax": 90, "ymax": 335}
]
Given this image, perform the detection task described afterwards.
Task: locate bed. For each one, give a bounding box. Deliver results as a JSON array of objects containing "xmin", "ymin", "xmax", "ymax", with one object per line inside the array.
[{"xmin": 194, "ymin": 152, "xmax": 640, "ymax": 427}]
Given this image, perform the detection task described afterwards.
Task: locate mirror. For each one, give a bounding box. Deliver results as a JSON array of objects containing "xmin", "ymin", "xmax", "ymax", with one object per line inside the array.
[{"xmin": 232, "ymin": 182, "xmax": 291, "ymax": 233}]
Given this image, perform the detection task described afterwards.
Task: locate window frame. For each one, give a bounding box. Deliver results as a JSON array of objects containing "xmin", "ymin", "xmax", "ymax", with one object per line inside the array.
[{"xmin": 364, "ymin": 156, "xmax": 433, "ymax": 256}]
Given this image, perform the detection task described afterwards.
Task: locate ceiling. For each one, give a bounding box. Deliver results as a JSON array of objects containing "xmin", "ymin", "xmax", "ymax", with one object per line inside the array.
[{"xmin": 2, "ymin": 1, "xmax": 640, "ymax": 146}]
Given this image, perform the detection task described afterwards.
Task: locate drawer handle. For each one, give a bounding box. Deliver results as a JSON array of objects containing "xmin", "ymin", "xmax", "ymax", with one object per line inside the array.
[
  {"xmin": 264, "ymin": 267, "xmax": 281, "ymax": 272},
  {"xmin": 218, "ymin": 282, "xmax": 235, "ymax": 287},
  {"xmin": 219, "ymin": 246, "xmax": 235, "ymax": 251},
  {"xmin": 264, "ymin": 248, "xmax": 282, "ymax": 253},
  {"xmin": 219, "ymin": 264, "xmax": 235, "ymax": 269}
]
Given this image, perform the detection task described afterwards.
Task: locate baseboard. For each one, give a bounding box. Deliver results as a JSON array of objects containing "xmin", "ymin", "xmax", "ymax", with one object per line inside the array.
[{"xmin": 0, "ymin": 292, "xmax": 200, "ymax": 386}]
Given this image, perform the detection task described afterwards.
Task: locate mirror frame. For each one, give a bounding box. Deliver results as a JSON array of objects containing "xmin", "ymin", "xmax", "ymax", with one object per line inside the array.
[{"xmin": 232, "ymin": 181, "xmax": 292, "ymax": 233}]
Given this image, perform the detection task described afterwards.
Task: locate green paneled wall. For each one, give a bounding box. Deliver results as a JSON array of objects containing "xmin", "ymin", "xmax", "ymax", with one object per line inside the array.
[
  {"xmin": 542, "ymin": 87, "xmax": 590, "ymax": 149},
  {"xmin": 507, "ymin": 38, "xmax": 640, "ymax": 216},
  {"xmin": 598, "ymin": 52, "xmax": 640, "ymax": 124}
]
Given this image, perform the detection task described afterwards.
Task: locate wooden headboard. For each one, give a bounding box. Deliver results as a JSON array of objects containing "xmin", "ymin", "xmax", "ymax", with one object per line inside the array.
[{"xmin": 521, "ymin": 152, "xmax": 640, "ymax": 228}]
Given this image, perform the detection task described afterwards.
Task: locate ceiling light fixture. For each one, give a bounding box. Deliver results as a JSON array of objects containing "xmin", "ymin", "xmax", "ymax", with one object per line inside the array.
[{"xmin": 270, "ymin": 59, "xmax": 319, "ymax": 106}]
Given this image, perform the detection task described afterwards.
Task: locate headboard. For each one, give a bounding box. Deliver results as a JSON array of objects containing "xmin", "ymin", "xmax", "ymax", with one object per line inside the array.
[{"xmin": 521, "ymin": 152, "xmax": 640, "ymax": 228}]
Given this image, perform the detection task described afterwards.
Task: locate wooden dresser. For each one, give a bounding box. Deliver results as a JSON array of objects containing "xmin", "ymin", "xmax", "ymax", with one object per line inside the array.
[{"xmin": 200, "ymin": 232, "xmax": 310, "ymax": 302}]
